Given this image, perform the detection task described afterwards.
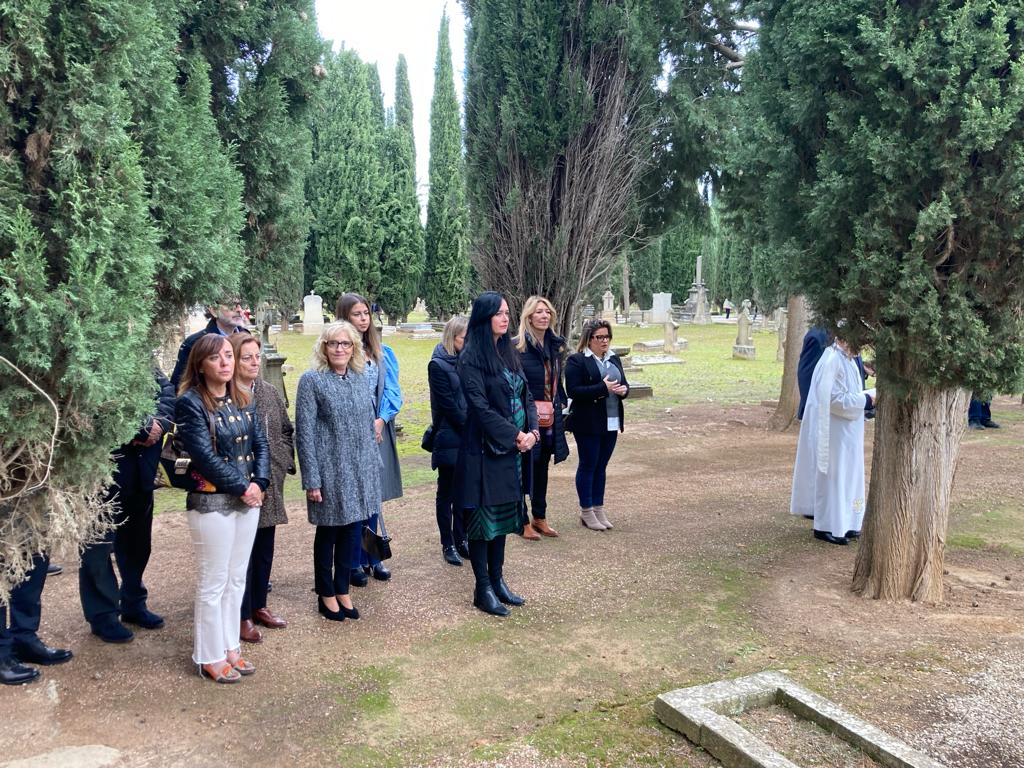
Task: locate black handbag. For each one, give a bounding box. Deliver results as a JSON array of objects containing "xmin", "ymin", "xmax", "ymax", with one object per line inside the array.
[
  {"xmin": 361, "ymin": 508, "xmax": 393, "ymax": 561},
  {"xmin": 420, "ymin": 424, "xmax": 435, "ymax": 452},
  {"xmin": 155, "ymin": 410, "xmax": 216, "ymax": 491}
]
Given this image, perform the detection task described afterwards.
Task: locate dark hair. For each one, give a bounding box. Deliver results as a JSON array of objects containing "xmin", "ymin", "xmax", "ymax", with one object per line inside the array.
[
  {"xmin": 335, "ymin": 292, "xmax": 382, "ymax": 363},
  {"xmin": 460, "ymin": 291, "xmax": 520, "ymax": 376},
  {"xmin": 577, "ymin": 319, "xmax": 613, "ymax": 352},
  {"xmin": 178, "ymin": 333, "xmax": 251, "ymax": 411}
]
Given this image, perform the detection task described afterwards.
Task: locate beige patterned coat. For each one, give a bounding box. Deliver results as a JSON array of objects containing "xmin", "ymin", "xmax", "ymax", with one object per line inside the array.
[{"xmin": 254, "ymin": 378, "xmax": 295, "ymax": 528}]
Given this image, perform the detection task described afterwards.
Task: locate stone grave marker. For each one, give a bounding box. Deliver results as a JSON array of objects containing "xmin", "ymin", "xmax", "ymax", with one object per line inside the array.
[
  {"xmin": 651, "ymin": 292, "xmax": 673, "ymax": 323},
  {"xmin": 302, "ymin": 291, "xmax": 324, "ymax": 336},
  {"xmin": 733, "ymin": 300, "xmax": 756, "ymax": 360},
  {"xmin": 664, "ymin": 319, "xmax": 680, "ymax": 353},
  {"xmin": 602, "ymin": 290, "xmax": 616, "ymax": 321}
]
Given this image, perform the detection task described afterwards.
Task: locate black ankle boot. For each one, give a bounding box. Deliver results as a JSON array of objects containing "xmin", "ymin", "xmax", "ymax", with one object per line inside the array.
[
  {"xmin": 487, "ymin": 535, "xmax": 525, "ymax": 606},
  {"xmin": 469, "ymin": 539, "xmax": 510, "ymax": 617}
]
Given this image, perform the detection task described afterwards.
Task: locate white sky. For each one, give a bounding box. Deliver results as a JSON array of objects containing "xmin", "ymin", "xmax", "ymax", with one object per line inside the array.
[{"xmin": 315, "ymin": 1, "xmax": 467, "ymax": 206}]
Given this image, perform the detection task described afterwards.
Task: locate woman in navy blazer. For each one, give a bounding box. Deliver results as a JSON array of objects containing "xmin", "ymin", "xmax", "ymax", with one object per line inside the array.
[{"xmin": 564, "ymin": 319, "xmax": 628, "ymax": 531}]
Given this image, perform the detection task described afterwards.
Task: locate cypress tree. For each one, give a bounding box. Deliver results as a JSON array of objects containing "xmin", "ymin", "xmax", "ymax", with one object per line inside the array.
[
  {"xmin": 423, "ymin": 12, "xmax": 470, "ymax": 320},
  {"xmin": 307, "ymin": 49, "xmax": 385, "ymax": 306},
  {"xmin": 746, "ymin": 0, "xmax": 1024, "ymax": 601},
  {"xmin": 377, "ymin": 56, "xmax": 425, "ymax": 324}
]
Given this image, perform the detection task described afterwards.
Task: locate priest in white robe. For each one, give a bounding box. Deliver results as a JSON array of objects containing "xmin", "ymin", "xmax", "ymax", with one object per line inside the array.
[{"xmin": 790, "ymin": 338, "xmax": 875, "ymax": 544}]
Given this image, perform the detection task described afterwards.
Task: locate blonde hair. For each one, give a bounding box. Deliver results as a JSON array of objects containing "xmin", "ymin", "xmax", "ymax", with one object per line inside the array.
[
  {"xmin": 514, "ymin": 295, "xmax": 557, "ymax": 352},
  {"xmin": 310, "ymin": 321, "xmax": 365, "ymax": 374},
  {"xmin": 441, "ymin": 315, "xmax": 468, "ymax": 356}
]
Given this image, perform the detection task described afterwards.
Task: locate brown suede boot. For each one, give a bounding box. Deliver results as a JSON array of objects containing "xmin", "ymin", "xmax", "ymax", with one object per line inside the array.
[
  {"xmin": 521, "ymin": 522, "xmax": 541, "ymax": 541},
  {"xmin": 531, "ymin": 519, "xmax": 559, "ymax": 538}
]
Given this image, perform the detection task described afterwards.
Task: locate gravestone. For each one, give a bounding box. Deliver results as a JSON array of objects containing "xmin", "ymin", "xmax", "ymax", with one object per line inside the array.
[
  {"xmin": 679, "ymin": 253, "xmax": 712, "ymax": 324},
  {"xmin": 776, "ymin": 308, "xmax": 788, "ymax": 363},
  {"xmin": 302, "ymin": 291, "xmax": 324, "ymax": 336},
  {"xmin": 602, "ymin": 290, "xmax": 616, "ymax": 321},
  {"xmin": 732, "ymin": 299, "xmax": 756, "ymax": 360},
  {"xmin": 651, "ymin": 292, "xmax": 673, "ymax": 323},
  {"xmin": 664, "ymin": 320, "xmax": 680, "ymax": 353}
]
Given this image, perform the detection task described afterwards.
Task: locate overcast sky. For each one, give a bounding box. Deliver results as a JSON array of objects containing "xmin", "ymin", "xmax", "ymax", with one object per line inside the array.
[{"xmin": 315, "ymin": 1, "xmax": 467, "ymax": 205}]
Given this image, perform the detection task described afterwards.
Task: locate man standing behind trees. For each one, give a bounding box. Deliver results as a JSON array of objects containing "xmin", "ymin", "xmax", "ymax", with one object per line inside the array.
[{"xmin": 171, "ymin": 299, "xmax": 248, "ymax": 389}]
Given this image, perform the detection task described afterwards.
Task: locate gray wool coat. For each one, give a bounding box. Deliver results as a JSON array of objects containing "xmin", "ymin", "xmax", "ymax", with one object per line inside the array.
[
  {"xmin": 253, "ymin": 378, "xmax": 295, "ymax": 528},
  {"xmin": 295, "ymin": 368, "xmax": 382, "ymax": 527}
]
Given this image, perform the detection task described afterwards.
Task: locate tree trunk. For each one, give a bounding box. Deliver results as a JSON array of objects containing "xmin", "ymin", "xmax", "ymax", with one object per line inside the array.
[
  {"xmin": 852, "ymin": 372, "xmax": 969, "ymax": 603},
  {"xmin": 767, "ymin": 295, "xmax": 808, "ymax": 431}
]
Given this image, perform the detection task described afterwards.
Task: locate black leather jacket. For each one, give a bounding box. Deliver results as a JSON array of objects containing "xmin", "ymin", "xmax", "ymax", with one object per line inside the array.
[{"xmin": 175, "ymin": 389, "xmax": 270, "ymax": 497}]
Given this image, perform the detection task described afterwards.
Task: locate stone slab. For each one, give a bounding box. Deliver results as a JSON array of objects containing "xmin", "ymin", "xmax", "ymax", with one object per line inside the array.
[
  {"xmin": 632, "ymin": 340, "xmax": 664, "ymax": 351},
  {"xmin": 628, "ymin": 383, "xmax": 653, "ymax": 399},
  {"xmin": 655, "ymin": 671, "xmax": 944, "ymax": 768},
  {"xmin": 633, "ymin": 355, "xmax": 683, "ymax": 366},
  {"xmin": 733, "ymin": 345, "xmax": 756, "ymax": 360}
]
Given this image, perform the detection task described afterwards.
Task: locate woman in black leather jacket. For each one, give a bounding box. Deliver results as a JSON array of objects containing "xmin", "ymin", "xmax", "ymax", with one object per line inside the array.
[
  {"xmin": 175, "ymin": 333, "xmax": 270, "ymax": 684},
  {"xmin": 427, "ymin": 315, "xmax": 469, "ymax": 566}
]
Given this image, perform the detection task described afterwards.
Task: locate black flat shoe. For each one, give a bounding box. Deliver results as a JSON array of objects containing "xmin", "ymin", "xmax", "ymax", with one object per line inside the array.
[
  {"xmin": 317, "ymin": 598, "xmax": 345, "ymax": 622},
  {"xmin": 813, "ymin": 530, "xmax": 848, "ymax": 546},
  {"xmin": 91, "ymin": 620, "xmax": 135, "ymax": 644},
  {"xmin": 13, "ymin": 640, "xmax": 73, "ymax": 666},
  {"xmin": 121, "ymin": 607, "xmax": 164, "ymax": 630},
  {"xmin": 845, "ymin": 530, "xmax": 861, "ymax": 540},
  {"xmin": 455, "ymin": 540, "xmax": 470, "ymax": 559},
  {"xmin": 491, "ymin": 578, "xmax": 525, "ymax": 606},
  {"xmin": 802, "ymin": 514, "xmax": 814, "ymax": 520},
  {"xmin": 338, "ymin": 603, "xmax": 360, "ymax": 620},
  {"xmin": 981, "ymin": 419, "xmax": 1001, "ymax": 429},
  {"xmin": 349, "ymin": 568, "xmax": 369, "ymax": 588},
  {"xmin": 0, "ymin": 658, "xmax": 40, "ymax": 685},
  {"xmin": 473, "ymin": 586, "xmax": 510, "ymax": 617},
  {"xmin": 371, "ymin": 563, "xmax": 391, "ymax": 581},
  {"xmin": 46, "ymin": 563, "xmax": 63, "ymax": 576},
  {"xmin": 443, "ymin": 546, "xmax": 463, "ymax": 566}
]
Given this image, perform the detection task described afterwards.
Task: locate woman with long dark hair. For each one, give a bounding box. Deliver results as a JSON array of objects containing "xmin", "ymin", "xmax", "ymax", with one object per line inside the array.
[
  {"xmin": 427, "ymin": 315, "xmax": 469, "ymax": 566},
  {"xmin": 336, "ymin": 293, "xmax": 402, "ymax": 584},
  {"xmin": 176, "ymin": 334, "xmax": 270, "ymax": 683},
  {"xmin": 514, "ymin": 296, "xmax": 569, "ymax": 539},
  {"xmin": 565, "ymin": 319, "xmax": 629, "ymax": 531},
  {"xmin": 458, "ymin": 292, "xmax": 538, "ymax": 616}
]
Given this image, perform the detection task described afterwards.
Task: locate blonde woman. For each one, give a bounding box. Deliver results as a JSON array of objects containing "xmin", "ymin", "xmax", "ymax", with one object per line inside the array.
[
  {"xmin": 514, "ymin": 296, "xmax": 569, "ymax": 539},
  {"xmin": 295, "ymin": 322, "xmax": 382, "ymax": 622}
]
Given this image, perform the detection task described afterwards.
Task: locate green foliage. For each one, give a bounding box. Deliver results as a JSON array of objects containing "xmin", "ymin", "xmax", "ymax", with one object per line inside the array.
[
  {"xmin": 307, "ymin": 48, "xmax": 385, "ymax": 308},
  {"xmin": 660, "ymin": 218, "xmax": 703, "ymax": 304},
  {"xmin": 628, "ymin": 243, "xmax": 662, "ymax": 309},
  {"xmin": 378, "ymin": 56, "xmax": 425, "ymax": 322},
  {"xmin": 745, "ymin": 0, "xmax": 1024, "ymax": 392},
  {"xmin": 423, "ymin": 13, "xmax": 470, "ymax": 319}
]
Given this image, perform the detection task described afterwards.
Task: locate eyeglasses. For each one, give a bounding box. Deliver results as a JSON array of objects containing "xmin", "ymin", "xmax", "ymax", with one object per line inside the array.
[
  {"xmin": 592, "ymin": 334, "xmax": 611, "ymax": 341},
  {"xmin": 326, "ymin": 340, "xmax": 353, "ymax": 350}
]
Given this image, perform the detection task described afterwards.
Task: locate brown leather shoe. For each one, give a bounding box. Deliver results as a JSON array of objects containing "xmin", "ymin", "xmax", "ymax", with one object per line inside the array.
[
  {"xmin": 253, "ymin": 607, "xmax": 287, "ymax": 629},
  {"xmin": 531, "ymin": 519, "xmax": 559, "ymax": 538},
  {"xmin": 239, "ymin": 619, "xmax": 263, "ymax": 644},
  {"xmin": 521, "ymin": 523, "xmax": 541, "ymax": 541}
]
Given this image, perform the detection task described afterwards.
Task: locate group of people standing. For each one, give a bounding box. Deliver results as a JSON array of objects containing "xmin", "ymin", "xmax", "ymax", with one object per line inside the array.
[{"xmin": 0, "ymin": 290, "xmax": 631, "ymax": 687}]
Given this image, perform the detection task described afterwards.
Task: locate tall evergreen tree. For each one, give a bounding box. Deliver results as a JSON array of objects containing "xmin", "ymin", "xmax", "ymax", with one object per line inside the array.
[
  {"xmin": 378, "ymin": 56, "xmax": 425, "ymax": 323},
  {"xmin": 0, "ymin": 0, "xmax": 242, "ymax": 596},
  {"xmin": 184, "ymin": 0, "xmax": 324, "ymax": 313},
  {"xmin": 423, "ymin": 12, "xmax": 470, "ymax": 320},
  {"xmin": 746, "ymin": 0, "xmax": 1024, "ymax": 601},
  {"xmin": 307, "ymin": 49, "xmax": 385, "ymax": 306}
]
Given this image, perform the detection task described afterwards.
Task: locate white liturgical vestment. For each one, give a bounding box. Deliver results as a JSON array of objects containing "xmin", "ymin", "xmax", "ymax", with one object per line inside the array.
[{"xmin": 790, "ymin": 344, "xmax": 868, "ymax": 537}]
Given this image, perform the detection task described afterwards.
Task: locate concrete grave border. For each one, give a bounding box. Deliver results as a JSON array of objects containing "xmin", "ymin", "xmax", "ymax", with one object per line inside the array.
[{"xmin": 654, "ymin": 671, "xmax": 944, "ymax": 768}]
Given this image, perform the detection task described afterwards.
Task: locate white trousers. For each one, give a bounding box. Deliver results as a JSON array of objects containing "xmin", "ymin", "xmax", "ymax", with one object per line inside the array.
[{"xmin": 186, "ymin": 508, "xmax": 259, "ymax": 664}]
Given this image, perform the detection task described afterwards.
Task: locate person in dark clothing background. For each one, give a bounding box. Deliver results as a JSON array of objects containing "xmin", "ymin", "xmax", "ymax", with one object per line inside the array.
[
  {"xmin": 79, "ymin": 366, "xmax": 175, "ymax": 643},
  {"xmin": 170, "ymin": 298, "xmax": 247, "ymax": 388},
  {"xmin": 514, "ymin": 296, "xmax": 569, "ymax": 540},
  {"xmin": 427, "ymin": 316, "xmax": 469, "ymax": 566},
  {"xmin": 968, "ymin": 397, "xmax": 1000, "ymax": 429},
  {"xmin": 0, "ymin": 555, "xmax": 72, "ymax": 685}
]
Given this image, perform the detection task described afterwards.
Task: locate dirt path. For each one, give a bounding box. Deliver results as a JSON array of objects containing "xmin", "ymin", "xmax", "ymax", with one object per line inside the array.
[{"xmin": 1, "ymin": 402, "xmax": 1020, "ymax": 767}]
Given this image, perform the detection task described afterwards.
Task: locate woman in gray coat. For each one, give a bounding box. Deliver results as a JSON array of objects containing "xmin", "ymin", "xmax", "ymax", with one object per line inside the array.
[{"xmin": 296, "ymin": 321, "xmax": 382, "ymax": 622}]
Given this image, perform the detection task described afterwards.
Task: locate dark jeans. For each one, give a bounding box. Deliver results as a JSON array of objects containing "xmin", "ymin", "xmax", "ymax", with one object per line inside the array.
[
  {"xmin": 241, "ymin": 526, "xmax": 276, "ymax": 619},
  {"xmin": 355, "ymin": 512, "xmax": 381, "ymax": 568},
  {"xmin": 314, "ymin": 522, "xmax": 360, "ymax": 596},
  {"xmin": 529, "ymin": 441, "xmax": 555, "ymax": 520},
  {"xmin": 968, "ymin": 399, "xmax": 992, "ymax": 423},
  {"xmin": 574, "ymin": 431, "xmax": 618, "ymax": 508},
  {"xmin": 0, "ymin": 554, "xmax": 48, "ymax": 660},
  {"xmin": 436, "ymin": 466, "xmax": 465, "ymax": 548},
  {"xmin": 79, "ymin": 488, "xmax": 155, "ymax": 626}
]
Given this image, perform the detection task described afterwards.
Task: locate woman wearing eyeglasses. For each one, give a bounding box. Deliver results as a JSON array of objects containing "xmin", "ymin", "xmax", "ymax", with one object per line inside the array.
[
  {"xmin": 336, "ymin": 293, "xmax": 402, "ymax": 585},
  {"xmin": 295, "ymin": 321, "xmax": 382, "ymax": 623},
  {"xmin": 564, "ymin": 319, "xmax": 628, "ymax": 531}
]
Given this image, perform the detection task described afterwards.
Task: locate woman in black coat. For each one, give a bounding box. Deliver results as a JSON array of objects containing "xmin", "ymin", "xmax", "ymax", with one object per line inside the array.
[
  {"xmin": 514, "ymin": 296, "xmax": 569, "ymax": 539},
  {"xmin": 565, "ymin": 319, "xmax": 628, "ymax": 531},
  {"xmin": 458, "ymin": 292, "xmax": 539, "ymax": 617},
  {"xmin": 427, "ymin": 315, "xmax": 469, "ymax": 566}
]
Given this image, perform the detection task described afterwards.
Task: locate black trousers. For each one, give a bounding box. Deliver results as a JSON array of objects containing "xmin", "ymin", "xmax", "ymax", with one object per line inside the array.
[
  {"xmin": 435, "ymin": 466, "xmax": 465, "ymax": 548},
  {"xmin": 79, "ymin": 488, "xmax": 155, "ymax": 626},
  {"xmin": 0, "ymin": 554, "xmax": 48, "ymax": 660},
  {"xmin": 241, "ymin": 526, "xmax": 276, "ymax": 619},
  {"xmin": 529, "ymin": 442, "xmax": 555, "ymax": 520},
  {"xmin": 314, "ymin": 522, "xmax": 360, "ymax": 597}
]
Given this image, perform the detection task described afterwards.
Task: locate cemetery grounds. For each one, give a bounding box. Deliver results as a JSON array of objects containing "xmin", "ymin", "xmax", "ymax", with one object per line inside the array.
[{"xmin": 0, "ymin": 322, "xmax": 1020, "ymax": 768}]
